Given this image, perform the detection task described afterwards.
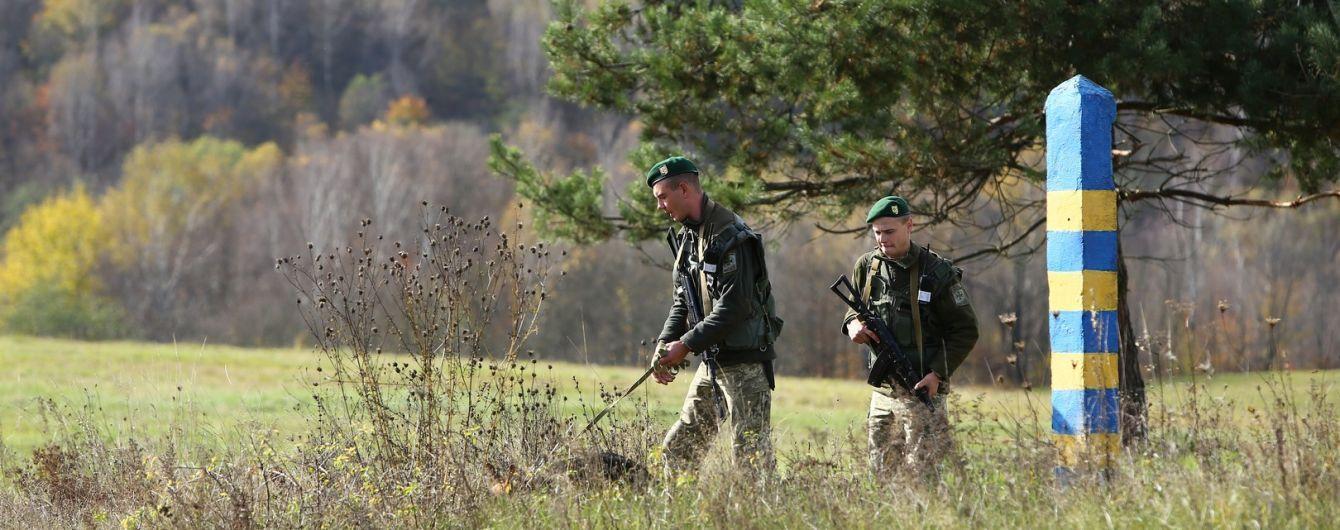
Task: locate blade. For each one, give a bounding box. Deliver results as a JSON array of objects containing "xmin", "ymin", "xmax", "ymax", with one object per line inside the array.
[{"xmin": 580, "ymin": 363, "xmax": 658, "ymax": 434}]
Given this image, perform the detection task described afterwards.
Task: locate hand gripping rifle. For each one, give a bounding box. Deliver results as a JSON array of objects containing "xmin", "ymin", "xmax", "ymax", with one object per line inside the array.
[
  {"xmin": 580, "ymin": 349, "xmax": 663, "ymax": 434},
  {"xmin": 577, "ymin": 230, "xmax": 726, "ymax": 434},
  {"xmin": 667, "ymin": 228, "xmax": 728, "ymax": 419},
  {"xmin": 830, "ymin": 275, "xmax": 934, "ymax": 409}
]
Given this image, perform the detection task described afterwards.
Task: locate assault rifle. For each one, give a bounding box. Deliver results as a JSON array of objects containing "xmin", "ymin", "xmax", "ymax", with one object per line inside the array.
[
  {"xmin": 830, "ymin": 274, "xmax": 934, "ymax": 408},
  {"xmin": 666, "ymin": 228, "xmax": 727, "ymax": 418}
]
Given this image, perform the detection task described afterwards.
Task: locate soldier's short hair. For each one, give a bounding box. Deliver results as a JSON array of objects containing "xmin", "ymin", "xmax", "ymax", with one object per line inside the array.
[{"xmin": 661, "ymin": 172, "xmax": 701, "ymax": 192}]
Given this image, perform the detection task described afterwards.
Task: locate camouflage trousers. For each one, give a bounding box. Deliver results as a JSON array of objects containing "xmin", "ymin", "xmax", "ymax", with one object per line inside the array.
[
  {"xmin": 867, "ymin": 386, "xmax": 953, "ymax": 478},
  {"xmin": 662, "ymin": 361, "xmax": 774, "ymax": 473}
]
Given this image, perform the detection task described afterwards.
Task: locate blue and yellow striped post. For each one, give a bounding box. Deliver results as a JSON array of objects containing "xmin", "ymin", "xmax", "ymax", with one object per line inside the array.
[{"xmin": 1045, "ymin": 75, "xmax": 1120, "ymax": 470}]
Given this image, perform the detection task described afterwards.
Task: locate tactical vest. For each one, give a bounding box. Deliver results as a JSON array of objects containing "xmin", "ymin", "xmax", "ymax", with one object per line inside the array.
[
  {"xmin": 861, "ymin": 246, "xmax": 960, "ymax": 372},
  {"xmin": 682, "ymin": 215, "xmax": 784, "ymax": 353}
]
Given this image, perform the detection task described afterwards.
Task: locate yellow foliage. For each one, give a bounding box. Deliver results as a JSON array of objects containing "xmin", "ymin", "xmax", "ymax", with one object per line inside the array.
[
  {"xmin": 100, "ymin": 137, "xmax": 282, "ymax": 267},
  {"xmin": 384, "ymin": 95, "xmax": 432, "ymax": 127},
  {"xmin": 35, "ymin": 0, "xmax": 127, "ymax": 41},
  {"xmin": 0, "ymin": 184, "xmax": 106, "ymax": 303}
]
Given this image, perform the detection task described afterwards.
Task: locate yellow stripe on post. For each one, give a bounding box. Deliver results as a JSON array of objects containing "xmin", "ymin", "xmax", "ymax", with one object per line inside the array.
[
  {"xmin": 1046, "ymin": 190, "xmax": 1118, "ymax": 231},
  {"xmin": 1047, "ymin": 270, "xmax": 1118, "ymax": 311},
  {"xmin": 1055, "ymin": 432, "xmax": 1120, "ymax": 469},
  {"xmin": 1050, "ymin": 353, "xmax": 1119, "ymax": 390}
]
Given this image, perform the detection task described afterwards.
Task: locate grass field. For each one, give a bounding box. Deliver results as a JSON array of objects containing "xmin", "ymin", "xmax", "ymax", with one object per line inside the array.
[
  {"xmin": 2, "ymin": 334, "xmax": 1333, "ymax": 454},
  {"xmin": 3, "ymin": 335, "xmax": 1337, "ymax": 528}
]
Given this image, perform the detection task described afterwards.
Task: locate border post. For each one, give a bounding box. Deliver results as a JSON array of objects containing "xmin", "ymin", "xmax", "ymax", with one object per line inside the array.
[{"xmin": 1045, "ymin": 75, "xmax": 1120, "ymax": 473}]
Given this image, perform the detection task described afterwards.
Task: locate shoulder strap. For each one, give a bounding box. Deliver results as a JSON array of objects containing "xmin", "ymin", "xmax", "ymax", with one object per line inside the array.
[
  {"xmin": 909, "ymin": 254, "xmax": 925, "ymax": 361},
  {"xmin": 696, "ymin": 223, "xmax": 713, "ymax": 314},
  {"xmin": 672, "ymin": 230, "xmax": 687, "ymax": 279},
  {"xmin": 862, "ymin": 257, "xmax": 880, "ymax": 305}
]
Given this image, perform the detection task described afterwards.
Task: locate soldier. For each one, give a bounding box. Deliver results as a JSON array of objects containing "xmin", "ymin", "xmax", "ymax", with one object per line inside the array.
[
  {"xmin": 647, "ymin": 156, "xmax": 783, "ymax": 474},
  {"xmin": 842, "ymin": 196, "xmax": 979, "ymax": 478}
]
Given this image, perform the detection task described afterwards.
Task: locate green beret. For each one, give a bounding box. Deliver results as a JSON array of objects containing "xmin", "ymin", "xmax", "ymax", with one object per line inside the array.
[
  {"xmin": 865, "ymin": 196, "xmax": 911, "ymax": 223},
  {"xmin": 645, "ymin": 156, "xmax": 699, "ymax": 188}
]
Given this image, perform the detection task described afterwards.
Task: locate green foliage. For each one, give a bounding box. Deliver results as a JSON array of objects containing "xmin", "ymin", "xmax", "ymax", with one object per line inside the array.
[
  {"xmin": 0, "ymin": 181, "xmax": 56, "ymax": 234},
  {"xmin": 489, "ymin": 135, "xmax": 616, "ymax": 244},
  {"xmin": 611, "ymin": 143, "xmax": 765, "ymax": 242},
  {"xmin": 337, "ymin": 74, "xmax": 392, "ymax": 131},
  {"xmin": 532, "ymin": 0, "xmax": 1340, "ymax": 241},
  {"xmin": 3, "ymin": 282, "xmax": 125, "ymax": 339},
  {"xmin": 614, "ymin": 143, "xmax": 684, "ymax": 242},
  {"xmin": 490, "ymin": 137, "xmax": 772, "ymax": 245}
]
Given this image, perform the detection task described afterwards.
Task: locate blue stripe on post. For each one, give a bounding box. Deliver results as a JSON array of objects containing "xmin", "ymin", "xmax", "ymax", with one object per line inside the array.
[
  {"xmin": 1046, "ymin": 230, "xmax": 1119, "ymax": 272},
  {"xmin": 1048, "ymin": 310, "xmax": 1120, "ymax": 353},
  {"xmin": 1044, "ymin": 76, "xmax": 1117, "ymax": 192},
  {"xmin": 1051, "ymin": 388, "xmax": 1120, "ymax": 434}
]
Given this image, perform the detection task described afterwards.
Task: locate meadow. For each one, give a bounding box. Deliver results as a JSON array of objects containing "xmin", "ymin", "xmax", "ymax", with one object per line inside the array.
[
  {"xmin": 2, "ymin": 335, "xmax": 1336, "ymax": 528},
  {"xmin": 0, "ymin": 335, "xmax": 997, "ymax": 454}
]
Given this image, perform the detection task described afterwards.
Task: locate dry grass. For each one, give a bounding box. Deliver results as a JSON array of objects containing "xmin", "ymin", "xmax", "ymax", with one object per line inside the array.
[
  {"xmin": 2, "ymin": 366, "xmax": 1334, "ymax": 528},
  {"xmin": 1, "ymin": 208, "xmax": 1336, "ymax": 528}
]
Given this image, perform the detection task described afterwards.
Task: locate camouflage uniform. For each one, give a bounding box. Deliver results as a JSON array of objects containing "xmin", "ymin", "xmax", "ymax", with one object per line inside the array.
[
  {"xmin": 843, "ymin": 243, "xmax": 979, "ymax": 477},
  {"xmin": 663, "ymin": 360, "xmax": 774, "ymax": 472},
  {"xmin": 659, "ymin": 195, "xmax": 783, "ymax": 474}
]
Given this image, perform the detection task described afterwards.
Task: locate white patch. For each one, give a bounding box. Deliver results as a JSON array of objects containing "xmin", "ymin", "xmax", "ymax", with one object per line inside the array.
[
  {"xmin": 917, "ymin": 290, "xmax": 931, "ymax": 303},
  {"xmin": 703, "ymin": 263, "xmax": 718, "ymax": 273}
]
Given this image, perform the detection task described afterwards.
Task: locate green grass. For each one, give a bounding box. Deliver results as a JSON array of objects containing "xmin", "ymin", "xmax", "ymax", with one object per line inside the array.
[
  {"xmin": 3, "ymin": 335, "xmax": 1334, "ymax": 456},
  {"xmin": 0, "ymin": 335, "xmax": 317, "ymax": 452},
  {"xmin": 2, "ymin": 335, "xmax": 1338, "ymax": 528}
]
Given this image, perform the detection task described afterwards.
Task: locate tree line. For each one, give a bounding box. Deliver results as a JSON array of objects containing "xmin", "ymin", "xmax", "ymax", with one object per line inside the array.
[{"xmin": 0, "ymin": 0, "xmax": 1336, "ymax": 385}]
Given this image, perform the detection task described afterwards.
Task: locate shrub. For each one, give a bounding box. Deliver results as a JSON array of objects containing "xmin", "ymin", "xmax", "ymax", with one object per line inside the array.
[{"xmin": 0, "ymin": 185, "xmax": 123, "ymax": 338}]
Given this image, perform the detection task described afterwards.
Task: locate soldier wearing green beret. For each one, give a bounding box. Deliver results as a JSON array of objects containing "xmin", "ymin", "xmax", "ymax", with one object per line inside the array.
[
  {"xmin": 842, "ymin": 195, "xmax": 979, "ymax": 478},
  {"xmin": 647, "ymin": 156, "xmax": 783, "ymax": 475}
]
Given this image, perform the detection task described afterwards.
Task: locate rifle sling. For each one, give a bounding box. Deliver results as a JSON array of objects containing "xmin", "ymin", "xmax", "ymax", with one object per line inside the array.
[
  {"xmin": 696, "ymin": 222, "xmax": 713, "ymax": 316},
  {"xmin": 909, "ymin": 255, "xmax": 925, "ymax": 374},
  {"xmin": 863, "ymin": 258, "xmax": 878, "ymax": 306},
  {"xmin": 672, "ymin": 231, "xmax": 686, "ymax": 283}
]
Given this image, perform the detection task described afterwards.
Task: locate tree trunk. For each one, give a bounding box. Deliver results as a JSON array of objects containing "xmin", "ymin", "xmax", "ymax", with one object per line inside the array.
[{"xmin": 1116, "ymin": 238, "xmax": 1148, "ymax": 444}]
